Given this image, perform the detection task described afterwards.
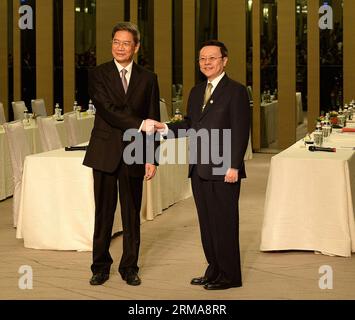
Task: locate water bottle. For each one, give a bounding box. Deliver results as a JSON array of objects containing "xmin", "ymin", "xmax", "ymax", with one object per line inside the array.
[
  {"xmin": 261, "ymin": 90, "xmax": 267, "ymax": 103},
  {"xmin": 349, "ymin": 104, "xmax": 353, "ymax": 120},
  {"xmin": 350, "ymin": 101, "xmax": 355, "ymax": 119},
  {"xmin": 54, "ymin": 103, "xmax": 61, "ymax": 120},
  {"xmin": 88, "ymin": 99, "xmax": 95, "ymax": 115},
  {"xmin": 23, "ymin": 110, "xmax": 30, "ymax": 126},
  {"xmin": 337, "ymin": 107, "xmax": 345, "ymax": 127},
  {"xmin": 73, "ymin": 100, "xmax": 78, "ymax": 112},
  {"xmin": 323, "ymin": 115, "xmax": 331, "ymax": 140},
  {"xmin": 344, "ymin": 104, "xmax": 349, "ymax": 120},
  {"xmin": 313, "ymin": 121, "xmax": 323, "ymax": 147}
]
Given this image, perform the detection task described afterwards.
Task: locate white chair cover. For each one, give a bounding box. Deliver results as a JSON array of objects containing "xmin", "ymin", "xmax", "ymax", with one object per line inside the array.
[
  {"xmin": 11, "ymin": 101, "xmax": 28, "ymax": 120},
  {"xmin": 247, "ymin": 86, "xmax": 253, "ymax": 102},
  {"xmin": 0, "ymin": 102, "xmax": 6, "ymax": 124},
  {"xmin": 63, "ymin": 111, "xmax": 80, "ymax": 146},
  {"xmin": 37, "ymin": 116, "xmax": 63, "ymax": 151},
  {"xmin": 31, "ymin": 98, "xmax": 47, "ymax": 116},
  {"xmin": 159, "ymin": 99, "xmax": 169, "ymax": 122},
  {"xmin": 3, "ymin": 120, "xmax": 31, "ymax": 227}
]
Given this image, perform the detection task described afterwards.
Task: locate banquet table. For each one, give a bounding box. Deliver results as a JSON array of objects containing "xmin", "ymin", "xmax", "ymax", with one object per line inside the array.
[
  {"xmin": 0, "ymin": 126, "xmax": 13, "ymax": 200},
  {"xmin": 260, "ymin": 93, "xmax": 303, "ymax": 148},
  {"xmin": 261, "ymin": 100, "xmax": 278, "ymax": 147},
  {"xmin": 0, "ymin": 114, "xmax": 94, "ymax": 201},
  {"xmin": 260, "ymin": 128, "xmax": 355, "ymax": 257},
  {"xmin": 16, "ymin": 138, "xmax": 192, "ymax": 251}
]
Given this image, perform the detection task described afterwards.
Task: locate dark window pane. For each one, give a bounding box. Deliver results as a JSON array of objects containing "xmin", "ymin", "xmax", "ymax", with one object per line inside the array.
[
  {"xmin": 319, "ymin": 0, "xmax": 343, "ymax": 112},
  {"xmin": 172, "ymin": 0, "xmax": 182, "ymax": 104},
  {"xmin": 21, "ymin": 0, "xmax": 36, "ymax": 110},
  {"xmin": 296, "ymin": 0, "xmax": 307, "ymax": 112},
  {"xmin": 138, "ymin": 0, "xmax": 154, "ymax": 71},
  {"xmin": 54, "ymin": 0, "xmax": 63, "ymax": 110},
  {"xmin": 75, "ymin": 0, "xmax": 96, "ymax": 109},
  {"xmin": 195, "ymin": 0, "xmax": 217, "ymax": 83},
  {"xmin": 8, "ymin": 0, "xmax": 14, "ymax": 120}
]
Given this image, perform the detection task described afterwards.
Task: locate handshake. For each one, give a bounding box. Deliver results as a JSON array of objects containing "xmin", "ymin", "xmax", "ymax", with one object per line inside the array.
[{"xmin": 141, "ymin": 119, "xmax": 166, "ymax": 134}]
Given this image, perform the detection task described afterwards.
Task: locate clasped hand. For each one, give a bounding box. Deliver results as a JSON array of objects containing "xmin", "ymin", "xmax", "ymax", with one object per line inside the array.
[{"xmin": 141, "ymin": 119, "xmax": 166, "ymax": 134}]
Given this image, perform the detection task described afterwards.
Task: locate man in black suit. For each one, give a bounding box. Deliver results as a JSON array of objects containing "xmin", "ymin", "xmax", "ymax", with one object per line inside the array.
[
  {"xmin": 155, "ymin": 40, "xmax": 250, "ymax": 290},
  {"xmin": 83, "ymin": 22, "xmax": 160, "ymax": 286}
]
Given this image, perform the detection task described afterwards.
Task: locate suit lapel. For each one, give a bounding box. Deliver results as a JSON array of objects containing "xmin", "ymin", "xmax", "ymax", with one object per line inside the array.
[
  {"xmin": 199, "ymin": 74, "xmax": 229, "ymax": 121},
  {"xmin": 125, "ymin": 62, "xmax": 141, "ymax": 102},
  {"xmin": 108, "ymin": 60, "xmax": 126, "ymax": 99},
  {"xmin": 194, "ymin": 84, "xmax": 206, "ymax": 116}
]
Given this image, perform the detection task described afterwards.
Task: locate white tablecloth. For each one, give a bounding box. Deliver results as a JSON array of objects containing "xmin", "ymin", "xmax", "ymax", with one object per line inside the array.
[
  {"xmin": 0, "ymin": 115, "xmax": 94, "ymax": 201},
  {"xmin": 260, "ymin": 93, "xmax": 303, "ymax": 148},
  {"xmin": 16, "ymin": 138, "xmax": 192, "ymax": 251},
  {"xmin": 260, "ymin": 131, "xmax": 355, "ymax": 257},
  {"xmin": 0, "ymin": 127, "xmax": 13, "ymax": 200}
]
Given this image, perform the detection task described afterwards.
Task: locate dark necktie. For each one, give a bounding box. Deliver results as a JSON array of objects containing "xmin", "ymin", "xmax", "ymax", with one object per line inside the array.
[{"xmin": 121, "ymin": 69, "xmax": 128, "ymax": 93}]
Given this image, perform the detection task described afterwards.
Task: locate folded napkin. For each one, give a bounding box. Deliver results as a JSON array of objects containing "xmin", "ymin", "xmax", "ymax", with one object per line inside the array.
[{"xmin": 341, "ymin": 128, "xmax": 355, "ymax": 133}]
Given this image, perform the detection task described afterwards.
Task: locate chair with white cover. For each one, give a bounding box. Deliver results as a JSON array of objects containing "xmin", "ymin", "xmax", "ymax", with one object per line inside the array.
[
  {"xmin": 247, "ymin": 86, "xmax": 253, "ymax": 103},
  {"xmin": 31, "ymin": 98, "xmax": 47, "ymax": 116},
  {"xmin": 11, "ymin": 101, "xmax": 28, "ymax": 120},
  {"xmin": 0, "ymin": 102, "xmax": 6, "ymax": 124},
  {"xmin": 37, "ymin": 116, "xmax": 63, "ymax": 151},
  {"xmin": 159, "ymin": 99, "xmax": 169, "ymax": 122},
  {"xmin": 3, "ymin": 120, "xmax": 31, "ymax": 227},
  {"xmin": 63, "ymin": 111, "xmax": 80, "ymax": 146}
]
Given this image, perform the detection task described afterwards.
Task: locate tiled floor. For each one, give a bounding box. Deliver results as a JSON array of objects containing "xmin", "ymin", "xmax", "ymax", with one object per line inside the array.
[{"xmin": 1, "ymin": 153, "xmax": 354, "ymax": 300}]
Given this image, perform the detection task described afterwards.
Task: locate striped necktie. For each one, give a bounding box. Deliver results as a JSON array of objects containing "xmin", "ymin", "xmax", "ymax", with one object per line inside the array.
[
  {"xmin": 202, "ymin": 82, "xmax": 213, "ymax": 111},
  {"xmin": 121, "ymin": 69, "xmax": 128, "ymax": 93}
]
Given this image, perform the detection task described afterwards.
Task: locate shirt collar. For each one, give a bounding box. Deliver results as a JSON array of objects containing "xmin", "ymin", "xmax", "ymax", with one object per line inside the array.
[
  {"xmin": 208, "ymin": 72, "xmax": 225, "ymax": 89},
  {"xmin": 114, "ymin": 59, "xmax": 133, "ymax": 75}
]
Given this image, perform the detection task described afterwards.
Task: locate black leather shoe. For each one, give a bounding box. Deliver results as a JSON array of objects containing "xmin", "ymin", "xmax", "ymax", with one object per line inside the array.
[
  {"xmin": 89, "ymin": 273, "xmax": 109, "ymax": 285},
  {"xmin": 190, "ymin": 276, "xmax": 211, "ymax": 285},
  {"xmin": 123, "ymin": 271, "xmax": 141, "ymax": 286},
  {"xmin": 203, "ymin": 281, "xmax": 242, "ymax": 290}
]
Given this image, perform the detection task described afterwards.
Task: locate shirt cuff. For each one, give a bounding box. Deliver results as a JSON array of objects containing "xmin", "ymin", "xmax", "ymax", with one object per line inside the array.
[{"xmin": 158, "ymin": 123, "xmax": 169, "ymax": 136}]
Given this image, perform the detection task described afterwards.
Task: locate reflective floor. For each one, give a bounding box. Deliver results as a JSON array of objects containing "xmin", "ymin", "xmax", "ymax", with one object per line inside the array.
[{"xmin": 0, "ymin": 153, "xmax": 354, "ymax": 300}]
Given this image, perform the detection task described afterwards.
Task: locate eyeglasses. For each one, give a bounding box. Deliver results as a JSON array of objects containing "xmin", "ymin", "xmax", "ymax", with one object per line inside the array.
[
  {"xmin": 198, "ymin": 56, "xmax": 223, "ymax": 63},
  {"xmin": 111, "ymin": 40, "xmax": 133, "ymax": 48}
]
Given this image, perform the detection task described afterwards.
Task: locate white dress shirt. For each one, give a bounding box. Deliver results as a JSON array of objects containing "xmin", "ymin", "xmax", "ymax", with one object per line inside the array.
[
  {"xmin": 207, "ymin": 71, "xmax": 225, "ymax": 95},
  {"xmin": 114, "ymin": 59, "xmax": 133, "ymax": 85}
]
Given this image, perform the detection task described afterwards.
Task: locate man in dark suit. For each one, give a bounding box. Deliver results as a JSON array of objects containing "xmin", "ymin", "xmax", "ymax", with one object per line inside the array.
[
  {"xmin": 83, "ymin": 22, "xmax": 160, "ymax": 286},
  {"xmin": 155, "ymin": 40, "xmax": 250, "ymax": 290}
]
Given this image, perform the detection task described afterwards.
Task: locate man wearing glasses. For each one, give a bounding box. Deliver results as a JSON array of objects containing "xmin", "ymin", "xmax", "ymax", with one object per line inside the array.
[
  {"xmin": 155, "ymin": 40, "xmax": 250, "ymax": 290},
  {"xmin": 83, "ymin": 22, "xmax": 160, "ymax": 286}
]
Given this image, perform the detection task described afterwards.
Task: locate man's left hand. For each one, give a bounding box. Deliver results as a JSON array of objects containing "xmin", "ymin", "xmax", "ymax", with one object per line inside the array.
[
  {"xmin": 224, "ymin": 168, "xmax": 238, "ymax": 183},
  {"xmin": 145, "ymin": 163, "xmax": 157, "ymax": 180}
]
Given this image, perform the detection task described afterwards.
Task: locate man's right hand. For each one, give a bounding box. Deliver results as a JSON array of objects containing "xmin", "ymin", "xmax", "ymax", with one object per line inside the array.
[{"xmin": 141, "ymin": 119, "xmax": 155, "ymax": 134}]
